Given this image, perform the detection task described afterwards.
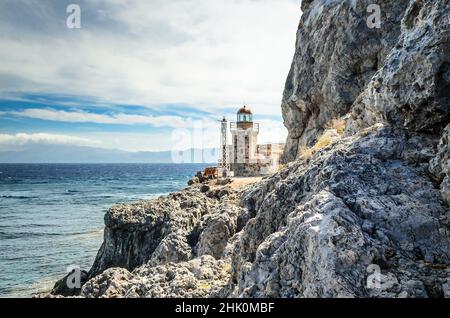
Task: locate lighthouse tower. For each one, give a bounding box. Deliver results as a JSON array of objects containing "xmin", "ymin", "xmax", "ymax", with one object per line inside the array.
[{"xmin": 230, "ymin": 106, "xmax": 260, "ymax": 176}]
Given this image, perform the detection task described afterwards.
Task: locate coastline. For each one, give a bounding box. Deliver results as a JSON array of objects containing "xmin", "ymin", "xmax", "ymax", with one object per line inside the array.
[{"xmin": 48, "ymin": 127, "xmax": 450, "ymax": 298}]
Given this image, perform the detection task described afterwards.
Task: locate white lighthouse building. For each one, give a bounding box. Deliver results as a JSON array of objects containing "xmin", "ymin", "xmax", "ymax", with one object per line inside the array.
[{"xmin": 223, "ymin": 106, "xmax": 284, "ymax": 177}]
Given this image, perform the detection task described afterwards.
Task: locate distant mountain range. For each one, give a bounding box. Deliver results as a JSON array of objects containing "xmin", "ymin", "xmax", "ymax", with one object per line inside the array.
[{"xmin": 0, "ymin": 144, "xmax": 219, "ymax": 163}]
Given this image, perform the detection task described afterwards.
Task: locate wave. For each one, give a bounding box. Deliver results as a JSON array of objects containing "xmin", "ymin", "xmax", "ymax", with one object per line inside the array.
[
  {"xmin": 0, "ymin": 195, "xmax": 37, "ymax": 199},
  {"xmin": 0, "ymin": 231, "xmax": 65, "ymax": 239},
  {"xmin": 63, "ymin": 190, "xmax": 83, "ymax": 195},
  {"xmin": 69, "ymin": 228, "xmax": 104, "ymax": 240},
  {"xmin": 0, "ymin": 228, "xmax": 103, "ymax": 240},
  {"xmin": 0, "ymin": 223, "xmax": 61, "ymax": 229}
]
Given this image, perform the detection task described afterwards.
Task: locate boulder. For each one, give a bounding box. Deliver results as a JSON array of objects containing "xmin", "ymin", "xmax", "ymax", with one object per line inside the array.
[
  {"xmin": 216, "ymin": 178, "xmax": 232, "ymax": 186},
  {"xmin": 51, "ymin": 269, "xmax": 89, "ymax": 297},
  {"xmin": 187, "ymin": 177, "xmax": 199, "ymax": 186},
  {"xmin": 200, "ymin": 184, "xmax": 210, "ymax": 193},
  {"xmin": 81, "ymin": 256, "xmax": 231, "ymax": 298}
]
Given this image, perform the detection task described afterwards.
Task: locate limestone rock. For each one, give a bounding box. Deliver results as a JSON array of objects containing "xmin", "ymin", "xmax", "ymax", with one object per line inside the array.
[
  {"xmin": 216, "ymin": 178, "xmax": 232, "ymax": 186},
  {"xmin": 88, "ymin": 187, "xmax": 237, "ymax": 278},
  {"xmin": 81, "ymin": 268, "xmax": 133, "ymax": 298},
  {"xmin": 282, "ymin": 0, "xmax": 409, "ymax": 162},
  {"xmin": 149, "ymin": 231, "xmax": 193, "ymax": 264},
  {"xmin": 187, "ymin": 177, "xmax": 199, "ymax": 186},
  {"xmin": 200, "ymin": 184, "xmax": 210, "ymax": 193},
  {"xmin": 430, "ymin": 124, "xmax": 450, "ymax": 205},
  {"xmin": 196, "ymin": 203, "xmax": 241, "ymax": 259},
  {"xmin": 56, "ymin": 127, "xmax": 450, "ymax": 298},
  {"xmin": 348, "ymin": 0, "xmax": 450, "ymax": 134},
  {"xmin": 82, "ymin": 256, "xmax": 231, "ymax": 298},
  {"xmin": 229, "ymin": 127, "xmax": 450, "ymax": 298},
  {"xmin": 51, "ymin": 269, "xmax": 89, "ymax": 297}
]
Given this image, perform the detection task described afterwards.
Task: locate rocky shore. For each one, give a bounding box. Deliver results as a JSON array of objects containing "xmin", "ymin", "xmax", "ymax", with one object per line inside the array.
[{"xmin": 50, "ymin": 0, "xmax": 449, "ymax": 298}]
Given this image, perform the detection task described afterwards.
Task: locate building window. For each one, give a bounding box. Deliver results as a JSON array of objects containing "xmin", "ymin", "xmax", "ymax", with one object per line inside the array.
[
  {"xmin": 237, "ymin": 114, "xmax": 253, "ymax": 122},
  {"xmin": 245, "ymin": 135, "xmax": 249, "ymax": 161}
]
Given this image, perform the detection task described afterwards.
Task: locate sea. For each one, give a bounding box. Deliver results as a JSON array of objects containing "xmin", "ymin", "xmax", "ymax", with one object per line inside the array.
[{"xmin": 0, "ymin": 163, "xmax": 209, "ymax": 298}]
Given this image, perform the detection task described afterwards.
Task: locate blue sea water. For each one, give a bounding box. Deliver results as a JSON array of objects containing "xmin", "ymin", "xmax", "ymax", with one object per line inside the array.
[{"xmin": 0, "ymin": 163, "xmax": 209, "ymax": 298}]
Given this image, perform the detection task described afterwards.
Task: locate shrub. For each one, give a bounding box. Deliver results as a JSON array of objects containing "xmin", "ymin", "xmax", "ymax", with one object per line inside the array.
[
  {"xmin": 222, "ymin": 262, "xmax": 231, "ymax": 273},
  {"xmin": 300, "ymin": 146, "xmax": 314, "ymax": 159},
  {"xmin": 198, "ymin": 280, "xmax": 211, "ymax": 290},
  {"xmin": 326, "ymin": 119, "xmax": 346, "ymax": 135},
  {"xmin": 299, "ymin": 130, "xmax": 335, "ymax": 160},
  {"xmin": 314, "ymin": 133, "xmax": 332, "ymax": 150}
]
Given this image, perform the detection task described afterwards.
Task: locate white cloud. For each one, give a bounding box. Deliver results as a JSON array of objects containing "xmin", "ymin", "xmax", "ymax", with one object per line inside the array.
[
  {"xmin": 7, "ymin": 108, "xmax": 202, "ymax": 128},
  {"xmin": 0, "ymin": 130, "xmax": 218, "ymax": 153},
  {"xmin": 0, "ymin": 1, "xmax": 296, "ymax": 153},
  {"xmin": 0, "ymin": 108, "xmax": 286, "ymax": 152},
  {"xmin": 0, "ymin": 133, "xmax": 98, "ymax": 148},
  {"xmin": 0, "ymin": 116, "xmax": 287, "ymax": 153},
  {"xmin": 80, "ymin": 131, "xmax": 203, "ymax": 152},
  {"xmin": 0, "ymin": 0, "xmax": 301, "ymax": 116},
  {"xmin": 257, "ymin": 119, "xmax": 289, "ymax": 144}
]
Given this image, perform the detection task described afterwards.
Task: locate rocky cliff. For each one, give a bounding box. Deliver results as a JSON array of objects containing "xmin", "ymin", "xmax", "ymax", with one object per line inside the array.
[
  {"xmin": 52, "ymin": 0, "xmax": 449, "ymax": 298},
  {"xmin": 282, "ymin": 0, "xmax": 449, "ymax": 162}
]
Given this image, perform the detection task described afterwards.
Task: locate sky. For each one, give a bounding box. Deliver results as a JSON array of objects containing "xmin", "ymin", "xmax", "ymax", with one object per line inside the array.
[{"xmin": 0, "ymin": 0, "xmax": 301, "ymax": 152}]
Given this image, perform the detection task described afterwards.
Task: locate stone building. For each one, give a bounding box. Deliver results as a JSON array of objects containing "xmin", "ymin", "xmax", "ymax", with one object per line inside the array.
[{"xmin": 225, "ymin": 106, "xmax": 284, "ymax": 177}]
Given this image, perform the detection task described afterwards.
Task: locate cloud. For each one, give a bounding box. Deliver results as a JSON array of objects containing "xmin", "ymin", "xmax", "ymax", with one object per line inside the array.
[
  {"xmin": 0, "ymin": 0, "xmax": 301, "ymax": 116},
  {"xmin": 0, "ymin": 133, "xmax": 98, "ymax": 148},
  {"xmin": 257, "ymin": 119, "xmax": 289, "ymax": 144},
  {"xmin": 0, "ymin": 104, "xmax": 287, "ymax": 152},
  {"xmin": 6, "ymin": 108, "xmax": 202, "ymax": 128},
  {"xmin": 0, "ymin": 1, "xmax": 295, "ymax": 153},
  {"xmin": 0, "ymin": 116, "xmax": 287, "ymax": 153}
]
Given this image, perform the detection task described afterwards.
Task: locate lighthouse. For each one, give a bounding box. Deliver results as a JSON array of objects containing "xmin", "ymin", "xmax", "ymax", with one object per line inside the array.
[
  {"xmin": 230, "ymin": 106, "xmax": 260, "ymax": 176},
  {"xmin": 217, "ymin": 105, "xmax": 285, "ymax": 177}
]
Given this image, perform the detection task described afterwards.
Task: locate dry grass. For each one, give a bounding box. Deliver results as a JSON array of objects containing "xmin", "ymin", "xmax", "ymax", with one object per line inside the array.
[
  {"xmin": 300, "ymin": 130, "xmax": 335, "ymax": 160},
  {"xmin": 222, "ymin": 262, "xmax": 232, "ymax": 273},
  {"xmin": 300, "ymin": 146, "xmax": 314, "ymax": 159},
  {"xmin": 314, "ymin": 133, "xmax": 332, "ymax": 150},
  {"xmin": 326, "ymin": 119, "xmax": 346, "ymax": 135},
  {"xmin": 198, "ymin": 280, "xmax": 211, "ymax": 290}
]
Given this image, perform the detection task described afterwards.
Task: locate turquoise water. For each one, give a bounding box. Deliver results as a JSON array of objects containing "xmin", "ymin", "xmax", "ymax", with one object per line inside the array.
[{"xmin": 0, "ymin": 163, "xmax": 208, "ymax": 298}]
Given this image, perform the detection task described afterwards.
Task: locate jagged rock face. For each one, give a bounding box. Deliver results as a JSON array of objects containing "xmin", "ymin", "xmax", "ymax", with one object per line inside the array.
[
  {"xmin": 230, "ymin": 126, "xmax": 450, "ymax": 298},
  {"xmin": 430, "ymin": 124, "xmax": 450, "ymax": 205},
  {"xmin": 196, "ymin": 203, "xmax": 241, "ymax": 259},
  {"xmin": 349, "ymin": 0, "xmax": 450, "ymax": 134},
  {"xmin": 79, "ymin": 127, "xmax": 450, "ymax": 298},
  {"xmin": 81, "ymin": 256, "xmax": 231, "ymax": 298},
  {"xmin": 282, "ymin": 0, "xmax": 410, "ymax": 162},
  {"xmin": 88, "ymin": 187, "xmax": 241, "ymax": 278}
]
